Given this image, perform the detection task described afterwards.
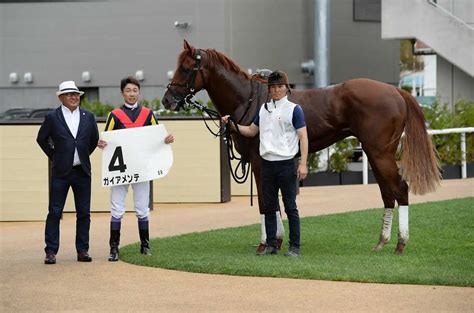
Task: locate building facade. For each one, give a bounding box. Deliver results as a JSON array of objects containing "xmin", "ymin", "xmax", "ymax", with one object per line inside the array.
[
  {"xmin": 382, "ymin": 0, "xmax": 474, "ymax": 108},
  {"xmin": 0, "ymin": 0, "xmax": 399, "ymax": 111}
]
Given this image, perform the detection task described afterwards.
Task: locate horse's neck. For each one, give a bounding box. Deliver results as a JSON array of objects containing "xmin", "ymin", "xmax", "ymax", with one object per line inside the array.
[{"xmin": 205, "ymin": 70, "xmax": 261, "ymax": 124}]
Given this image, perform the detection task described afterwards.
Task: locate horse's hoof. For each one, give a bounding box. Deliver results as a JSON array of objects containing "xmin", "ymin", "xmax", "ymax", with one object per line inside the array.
[
  {"xmin": 395, "ymin": 242, "xmax": 405, "ymax": 255},
  {"xmin": 373, "ymin": 239, "xmax": 387, "ymax": 252},
  {"xmin": 277, "ymin": 238, "xmax": 283, "ymax": 251},
  {"xmin": 256, "ymin": 243, "xmax": 266, "ymax": 254}
]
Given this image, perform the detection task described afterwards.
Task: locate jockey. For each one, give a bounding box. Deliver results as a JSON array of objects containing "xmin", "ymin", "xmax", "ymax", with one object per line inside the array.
[{"xmin": 97, "ymin": 76, "xmax": 175, "ymax": 261}]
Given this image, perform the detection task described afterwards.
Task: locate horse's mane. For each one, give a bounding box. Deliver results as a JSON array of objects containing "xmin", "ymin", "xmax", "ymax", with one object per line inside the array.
[
  {"xmin": 178, "ymin": 48, "xmax": 266, "ymax": 82},
  {"xmin": 203, "ymin": 49, "xmax": 251, "ymax": 79}
]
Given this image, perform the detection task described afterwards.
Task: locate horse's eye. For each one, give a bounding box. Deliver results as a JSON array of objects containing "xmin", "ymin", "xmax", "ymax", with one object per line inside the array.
[{"xmin": 180, "ymin": 66, "xmax": 191, "ymax": 75}]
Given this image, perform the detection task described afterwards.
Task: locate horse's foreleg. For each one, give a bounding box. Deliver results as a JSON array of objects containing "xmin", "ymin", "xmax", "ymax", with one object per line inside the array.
[
  {"xmin": 259, "ymin": 212, "xmax": 285, "ymax": 250},
  {"xmin": 252, "ymin": 160, "xmax": 269, "ymax": 253},
  {"xmin": 259, "ymin": 214, "xmax": 266, "ymax": 245},
  {"xmin": 276, "ymin": 211, "xmax": 284, "ymax": 249}
]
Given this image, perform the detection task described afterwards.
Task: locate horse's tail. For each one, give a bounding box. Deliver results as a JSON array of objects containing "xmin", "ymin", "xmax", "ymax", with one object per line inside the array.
[{"xmin": 397, "ymin": 89, "xmax": 441, "ymax": 195}]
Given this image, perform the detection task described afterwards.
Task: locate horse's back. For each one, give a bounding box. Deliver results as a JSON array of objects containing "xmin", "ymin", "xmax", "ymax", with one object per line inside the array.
[{"xmin": 290, "ymin": 78, "xmax": 407, "ymax": 151}]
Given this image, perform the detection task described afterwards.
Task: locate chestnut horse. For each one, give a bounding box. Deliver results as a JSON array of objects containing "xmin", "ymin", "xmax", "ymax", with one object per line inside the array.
[{"xmin": 162, "ymin": 40, "xmax": 440, "ymax": 254}]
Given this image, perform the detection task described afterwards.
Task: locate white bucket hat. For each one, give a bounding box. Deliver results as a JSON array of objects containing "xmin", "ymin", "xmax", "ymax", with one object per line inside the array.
[{"xmin": 56, "ymin": 81, "xmax": 84, "ymax": 96}]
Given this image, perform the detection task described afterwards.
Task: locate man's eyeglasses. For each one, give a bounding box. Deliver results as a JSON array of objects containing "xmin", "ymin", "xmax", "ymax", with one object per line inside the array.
[{"xmin": 64, "ymin": 93, "xmax": 80, "ymax": 97}]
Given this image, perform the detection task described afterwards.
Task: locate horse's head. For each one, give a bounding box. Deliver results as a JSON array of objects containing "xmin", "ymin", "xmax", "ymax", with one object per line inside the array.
[{"xmin": 162, "ymin": 40, "xmax": 206, "ymax": 111}]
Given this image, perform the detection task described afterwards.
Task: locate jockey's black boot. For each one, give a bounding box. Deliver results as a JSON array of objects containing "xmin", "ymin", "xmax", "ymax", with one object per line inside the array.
[
  {"xmin": 108, "ymin": 228, "xmax": 120, "ymax": 262},
  {"xmin": 139, "ymin": 228, "xmax": 151, "ymax": 255}
]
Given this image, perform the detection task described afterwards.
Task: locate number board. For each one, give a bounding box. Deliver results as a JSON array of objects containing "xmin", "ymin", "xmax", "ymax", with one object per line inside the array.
[{"xmin": 101, "ymin": 124, "xmax": 173, "ymax": 187}]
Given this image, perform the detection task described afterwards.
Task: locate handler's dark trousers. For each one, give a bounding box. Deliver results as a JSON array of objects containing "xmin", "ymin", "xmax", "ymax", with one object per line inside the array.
[
  {"xmin": 262, "ymin": 159, "xmax": 300, "ymax": 249},
  {"xmin": 45, "ymin": 166, "xmax": 91, "ymax": 254}
]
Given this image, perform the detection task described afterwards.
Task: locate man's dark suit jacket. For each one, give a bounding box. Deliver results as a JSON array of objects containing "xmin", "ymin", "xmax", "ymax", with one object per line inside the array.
[{"xmin": 37, "ymin": 107, "xmax": 99, "ymax": 177}]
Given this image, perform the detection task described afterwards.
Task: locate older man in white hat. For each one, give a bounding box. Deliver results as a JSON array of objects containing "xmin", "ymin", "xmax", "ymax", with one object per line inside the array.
[{"xmin": 37, "ymin": 80, "xmax": 99, "ymax": 264}]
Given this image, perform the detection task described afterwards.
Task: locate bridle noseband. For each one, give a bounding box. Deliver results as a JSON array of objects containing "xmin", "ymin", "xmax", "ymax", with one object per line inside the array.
[{"xmin": 166, "ymin": 49, "xmax": 203, "ymax": 110}]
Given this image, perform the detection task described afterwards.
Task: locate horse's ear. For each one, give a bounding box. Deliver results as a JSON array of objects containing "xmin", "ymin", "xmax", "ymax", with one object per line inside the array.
[{"xmin": 183, "ymin": 40, "xmax": 194, "ymax": 54}]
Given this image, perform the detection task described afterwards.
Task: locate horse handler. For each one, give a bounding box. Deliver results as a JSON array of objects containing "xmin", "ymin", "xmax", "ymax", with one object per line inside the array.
[
  {"xmin": 97, "ymin": 76, "xmax": 174, "ymax": 261},
  {"xmin": 222, "ymin": 70, "xmax": 308, "ymax": 256}
]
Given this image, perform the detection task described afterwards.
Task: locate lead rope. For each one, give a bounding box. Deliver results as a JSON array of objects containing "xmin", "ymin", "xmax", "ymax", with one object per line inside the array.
[{"xmin": 183, "ymin": 97, "xmax": 253, "ymax": 206}]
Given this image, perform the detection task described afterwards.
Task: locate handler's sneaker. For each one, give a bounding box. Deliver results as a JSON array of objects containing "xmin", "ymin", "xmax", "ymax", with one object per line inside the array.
[
  {"xmin": 77, "ymin": 251, "xmax": 92, "ymax": 262},
  {"xmin": 44, "ymin": 252, "xmax": 56, "ymax": 264},
  {"xmin": 256, "ymin": 245, "xmax": 278, "ymax": 256},
  {"xmin": 284, "ymin": 246, "xmax": 300, "ymax": 257}
]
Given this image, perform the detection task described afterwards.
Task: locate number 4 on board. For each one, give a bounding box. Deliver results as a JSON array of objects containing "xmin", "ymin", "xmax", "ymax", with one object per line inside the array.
[{"xmin": 108, "ymin": 146, "xmax": 127, "ymax": 173}]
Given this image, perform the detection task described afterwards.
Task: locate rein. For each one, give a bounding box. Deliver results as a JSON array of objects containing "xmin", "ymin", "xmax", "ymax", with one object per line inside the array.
[{"xmin": 183, "ymin": 97, "xmax": 252, "ymax": 186}]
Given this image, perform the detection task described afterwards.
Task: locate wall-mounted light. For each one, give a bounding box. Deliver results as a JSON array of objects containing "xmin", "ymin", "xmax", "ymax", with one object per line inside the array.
[
  {"xmin": 24, "ymin": 72, "xmax": 33, "ymax": 83},
  {"xmin": 301, "ymin": 60, "xmax": 315, "ymax": 76},
  {"xmin": 9, "ymin": 72, "xmax": 19, "ymax": 83},
  {"xmin": 174, "ymin": 21, "xmax": 190, "ymax": 29},
  {"xmin": 167, "ymin": 70, "xmax": 174, "ymax": 80},
  {"xmin": 82, "ymin": 71, "xmax": 91, "ymax": 82},
  {"xmin": 135, "ymin": 70, "xmax": 145, "ymax": 81}
]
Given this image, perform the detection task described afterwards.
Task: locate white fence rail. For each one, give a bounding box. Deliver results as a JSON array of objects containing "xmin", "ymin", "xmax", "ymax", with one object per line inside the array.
[{"xmin": 361, "ymin": 127, "xmax": 474, "ymax": 184}]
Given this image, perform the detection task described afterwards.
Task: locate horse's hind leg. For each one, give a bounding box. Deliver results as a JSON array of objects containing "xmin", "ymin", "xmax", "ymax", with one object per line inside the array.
[
  {"xmin": 365, "ymin": 149, "xmax": 409, "ymax": 254},
  {"xmin": 370, "ymin": 165, "xmax": 396, "ymax": 252}
]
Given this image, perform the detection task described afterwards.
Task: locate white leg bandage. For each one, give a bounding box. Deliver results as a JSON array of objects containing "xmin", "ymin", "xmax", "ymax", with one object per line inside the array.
[
  {"xmin": 381, "ymin": 208, "xmax": 394, "ymax": 242},
  {"xmin": 398, "ymin": 205, "xmax": 409, "ymax": 244},
  {"xmin": 276, "ymin": 212, "xmax": 285, "ymax": 238},
  {"xmin": 260, "ymin": 214, "xmax": 266, "ymax": 244}
]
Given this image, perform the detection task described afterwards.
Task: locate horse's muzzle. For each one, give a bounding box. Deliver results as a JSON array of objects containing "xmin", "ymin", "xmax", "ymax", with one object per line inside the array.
[{"xmin": 162, "ymin": 96, "xmax": 180, "ymax": 111}]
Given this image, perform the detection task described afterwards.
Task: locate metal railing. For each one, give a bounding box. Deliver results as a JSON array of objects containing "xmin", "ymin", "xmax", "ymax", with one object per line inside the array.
[
  {"xmin": 427, "ymin": 0, "xmax": 474, "ymax": 31},
  {"xmin": 361, "ymin": 127, "xmax": 474, "ymax": 184}
]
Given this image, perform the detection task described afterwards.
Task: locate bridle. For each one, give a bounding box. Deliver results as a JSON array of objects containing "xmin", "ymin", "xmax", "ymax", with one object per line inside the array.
[
  {"xmin": 166, "ymin": 49, "xmax": 203, "ymax": 110},
  {"xmin": 165, "ymin": 49, "xmax": 262, "ymax": 203}
]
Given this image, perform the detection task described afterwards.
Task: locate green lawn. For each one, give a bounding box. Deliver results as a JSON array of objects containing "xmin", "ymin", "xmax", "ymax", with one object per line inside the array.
[{"xmin": 121, "ymin": 197, "xmax": 474, "ymax": 286}]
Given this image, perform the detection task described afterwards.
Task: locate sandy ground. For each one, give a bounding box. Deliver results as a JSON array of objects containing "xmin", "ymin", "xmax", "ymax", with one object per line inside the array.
[{"xmin": 1, "ymin": 179, "xmax": 473, "ymax": 312}]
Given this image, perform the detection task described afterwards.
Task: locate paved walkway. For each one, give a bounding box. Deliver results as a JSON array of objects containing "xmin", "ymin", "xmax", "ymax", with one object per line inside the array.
[{"xmin": 1, "ymin": 179, "xmax": 473, "ymax": 312}]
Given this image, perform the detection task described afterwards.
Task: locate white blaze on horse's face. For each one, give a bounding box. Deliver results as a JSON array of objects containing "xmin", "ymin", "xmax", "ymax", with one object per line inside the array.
[{"xmin": 269, "ymin": 84, "xmax": 288, "ymax": 101}]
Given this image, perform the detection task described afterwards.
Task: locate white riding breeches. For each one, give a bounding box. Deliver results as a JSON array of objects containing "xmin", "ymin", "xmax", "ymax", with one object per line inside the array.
[{"xmin": 110, "ymin": 181, "xmax": 150, "ymax": 219}]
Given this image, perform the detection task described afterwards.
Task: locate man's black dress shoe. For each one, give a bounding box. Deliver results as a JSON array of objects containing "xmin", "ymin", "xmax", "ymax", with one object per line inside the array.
[
  {"xmin": 44, "ymin": 253, "xmax": 56, "ymax": 264},
  {"xmin": 77, "ymin": 251, "xmax": 92, "ymax": 262}
]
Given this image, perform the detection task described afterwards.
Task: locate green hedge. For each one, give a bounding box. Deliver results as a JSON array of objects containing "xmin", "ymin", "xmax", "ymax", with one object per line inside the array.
[
  {"xmin": 80, "ymin": 98, "xmax": 215, "ymax": 117},
  {"xmin": 423, "ymin": 100, "xmax": 474, "ymax": 165},
  {"xmin": 80, "ymin": 98, "xmax": 114, "ymax": 117}
]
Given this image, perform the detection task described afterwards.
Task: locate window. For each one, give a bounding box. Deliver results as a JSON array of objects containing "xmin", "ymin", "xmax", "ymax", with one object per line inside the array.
[{"xmin": 353, "ymin": 0, "xmax": 381, "ymax": 22}]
